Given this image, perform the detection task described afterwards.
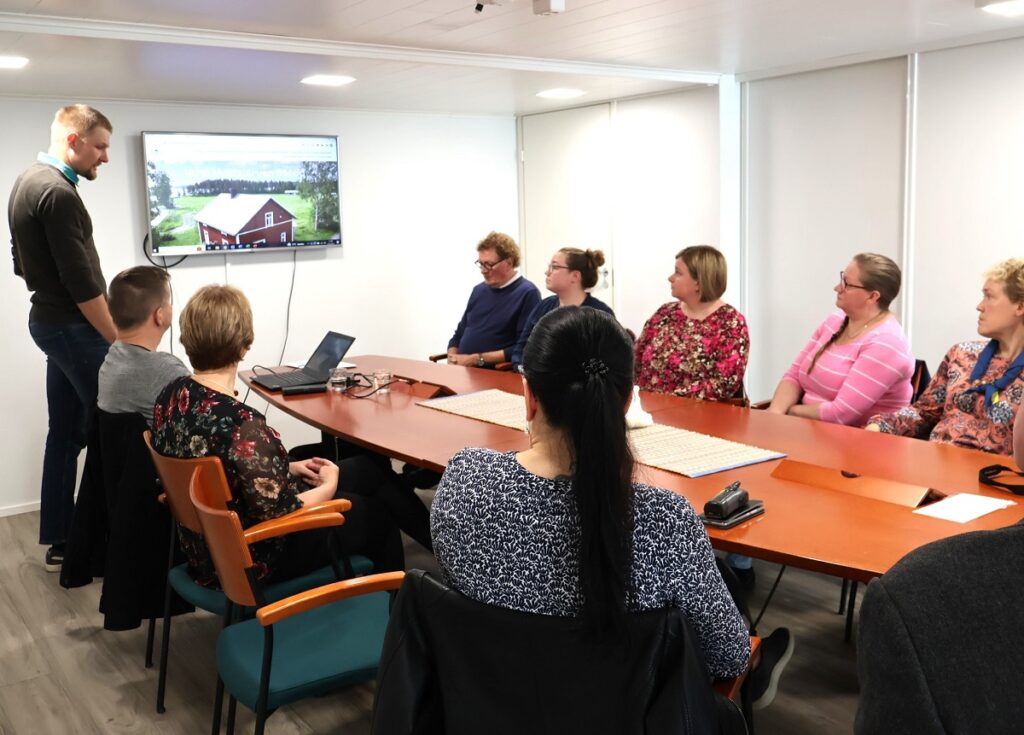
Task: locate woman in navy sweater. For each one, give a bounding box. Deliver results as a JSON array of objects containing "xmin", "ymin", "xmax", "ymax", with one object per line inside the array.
[{"xmin": 510, "ymin": 247, "xmax": 614, "ymax": 368}]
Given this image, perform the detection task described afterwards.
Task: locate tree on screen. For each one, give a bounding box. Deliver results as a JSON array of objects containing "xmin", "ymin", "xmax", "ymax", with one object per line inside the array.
[
  {"xmin": 146, "ymin": 162, "xmax": 173, "ymax": 215},
  {"xmin": 298, "ymin": 161, "xmax": 340, "ymax": 231}
]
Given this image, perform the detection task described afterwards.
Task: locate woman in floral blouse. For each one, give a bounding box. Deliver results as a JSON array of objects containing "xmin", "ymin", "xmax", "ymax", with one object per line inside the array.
[
  {"xmin": 633, "ymin": 245, "xmax": 748, "ymax": 401},
  {"xmin": 867, "ymin": 258, "xmax": 1024, "ymax": 454},
  {"xmin": 152, "ymin": 285, "xmax": 403, "ymax": 588}
]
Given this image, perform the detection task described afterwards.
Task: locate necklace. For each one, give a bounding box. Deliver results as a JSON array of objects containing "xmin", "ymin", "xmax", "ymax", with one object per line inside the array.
[
  {"xmin": 192, "ymin": 372, "xmax": 239, "ymax": 397},
  {"xmin": 843, "ymin": 311, "xmax": 887, "ymax": 340}
]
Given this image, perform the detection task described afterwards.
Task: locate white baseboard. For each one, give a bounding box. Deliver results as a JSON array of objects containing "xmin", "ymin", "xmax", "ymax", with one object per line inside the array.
[{"xmin": 0, "ymin": 500, "xmax": 40, "ymax": 518}]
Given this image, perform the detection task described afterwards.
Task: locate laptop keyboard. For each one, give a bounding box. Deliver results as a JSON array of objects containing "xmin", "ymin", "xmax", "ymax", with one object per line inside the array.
[{"xmin": 272, "ymin": 370, "xmax": 321, "ymax": 386}]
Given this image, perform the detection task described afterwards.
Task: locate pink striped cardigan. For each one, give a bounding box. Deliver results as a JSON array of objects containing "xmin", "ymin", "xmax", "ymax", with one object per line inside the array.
[{"xmin": 781, "ymin": 311, "xmax": 914, "ymax": 426}]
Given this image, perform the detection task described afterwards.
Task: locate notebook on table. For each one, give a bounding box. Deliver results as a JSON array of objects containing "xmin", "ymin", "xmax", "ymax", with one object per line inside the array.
[{"xmin": 251, "ymin": 331, "xmax": 355, "ymax": 391}]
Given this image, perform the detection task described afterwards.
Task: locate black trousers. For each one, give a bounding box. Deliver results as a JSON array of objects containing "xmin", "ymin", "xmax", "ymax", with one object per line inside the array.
[{"xmin": 266, "ymin": 455, "xmax": 406, "ymax": 583}]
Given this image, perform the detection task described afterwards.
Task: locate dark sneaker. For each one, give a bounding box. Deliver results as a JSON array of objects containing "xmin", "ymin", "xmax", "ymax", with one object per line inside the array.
[
  {"xmin": 750, "ymin": 627, "xmax": 795, "ymax": 710},
  {"xmin": 44, "ymin": 544, "xmax": 65, "ymax": 573}
]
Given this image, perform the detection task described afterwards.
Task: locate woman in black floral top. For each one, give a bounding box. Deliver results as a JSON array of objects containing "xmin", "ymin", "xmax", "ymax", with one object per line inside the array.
[{"xmin": 152, "ymin": 285, "xmax": 403, "ymax": 587}]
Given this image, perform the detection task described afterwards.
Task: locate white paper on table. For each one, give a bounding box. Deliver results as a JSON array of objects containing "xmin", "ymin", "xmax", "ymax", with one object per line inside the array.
[{"xmin": 912, "ymin": 493, "xmax": 1016, "ymax": 523}]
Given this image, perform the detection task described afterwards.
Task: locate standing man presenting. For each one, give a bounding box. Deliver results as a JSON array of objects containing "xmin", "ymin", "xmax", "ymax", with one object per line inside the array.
[{"xmin": 8, "ymin": 104, "xmax": 116, "ymax": 571}]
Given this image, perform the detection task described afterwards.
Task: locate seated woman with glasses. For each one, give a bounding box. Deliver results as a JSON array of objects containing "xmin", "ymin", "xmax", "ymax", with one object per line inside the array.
[
  {"xmin": 509, "ymin": 247, "xmax": 614, "ymax": 368},
  {"xmin": 766, "ymin": 253, "xmax": 914, "ymax": 426},
  {"xmin": 432, "ymin": 307, "xmax": 751, "ymax": 679},
  {"xmin": 151, "ymin": 284, "xmax": 405, "ymax": 588},
  {"xmin": 633, "ymin": 245, "xmax": 748, "ymax": 401},
  {"xmin": 866, "ymin": 258, "xmax": 1024, "ymax": 454}
]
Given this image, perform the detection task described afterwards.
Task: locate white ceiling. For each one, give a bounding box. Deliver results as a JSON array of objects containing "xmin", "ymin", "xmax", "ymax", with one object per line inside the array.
[{"xmin": 1, "ymin": 0, "xmax": 1023, "ymax": 115}]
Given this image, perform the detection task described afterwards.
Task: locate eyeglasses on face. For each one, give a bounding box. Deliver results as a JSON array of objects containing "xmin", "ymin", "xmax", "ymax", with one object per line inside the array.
[
  {"xmin": 475, "ymin": 257, "xmax": 508, "ymax": 271},
  {"xmin": 839, "ymin": 272, "xmax": 870, "ymax": 291},
  {"xmin": 545, "ymin": 263, "xmax": 571, "ymax": 273}
]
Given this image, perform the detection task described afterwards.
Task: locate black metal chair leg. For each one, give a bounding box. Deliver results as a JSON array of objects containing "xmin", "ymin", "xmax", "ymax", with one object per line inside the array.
[
  {"xmin": 225, "ymin": 695, "xmax": 237, "ymax": 735},
  {"xmin": 838, "ymin": 578, "xmax": 849, "ymax": 615},
  {"xmin": 145, "ymin": 617, "xmax": 156, "ymax": 668},
  {"xmin": 156, "ymin": 521, "xmax": 178, "ymax": 714},
  {"xmin": 844, "ymin": 581, "xmax": 858, "ymax": 642}
]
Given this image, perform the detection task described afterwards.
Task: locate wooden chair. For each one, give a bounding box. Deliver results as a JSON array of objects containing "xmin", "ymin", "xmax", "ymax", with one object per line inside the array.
[
  {"xmin": 142, "ymin": 432, "xmax": 372, "ymax": 719},
  {"xmin": 190, "ymin": 469, "xmax": 404, "ymax": 735}
]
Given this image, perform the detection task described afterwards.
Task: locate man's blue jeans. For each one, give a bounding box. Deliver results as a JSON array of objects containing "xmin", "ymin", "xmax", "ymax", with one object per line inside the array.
[{"xmin": 28, "ymin": 320, "xmax": 109, "ymax": 545}]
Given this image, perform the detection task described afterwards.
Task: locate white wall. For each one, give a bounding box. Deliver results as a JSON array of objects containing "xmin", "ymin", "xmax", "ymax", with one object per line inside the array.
[
  {"xmin": 0, "ymin": 96, "xmax": 517, "ymax": 516},
  {"xmin": 744, "ymin": 58, "xmax": 908, "ymax": 402},
  {"xmin": 911, "ymin": 37, "xmax": 1024, "ymax": 371},
  {"xmin": 518, "ymin": 87, "xmax": 721, "ymax": 338}
]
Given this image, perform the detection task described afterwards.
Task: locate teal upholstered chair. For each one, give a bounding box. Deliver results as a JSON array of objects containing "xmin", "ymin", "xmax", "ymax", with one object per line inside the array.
[
  {"xmin": 142, "ymin": 431, "xmax": 372, "ymax": 719},
  {"xmin": 189, "ymin": 467, "xmax": 404, "ymax": 735}
]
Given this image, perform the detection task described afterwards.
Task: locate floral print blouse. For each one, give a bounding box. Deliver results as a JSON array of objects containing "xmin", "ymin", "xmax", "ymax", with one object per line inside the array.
[
  {"xmin": 634, "ymin": 302, "xmax": 749, "ymax": 401},
  {"xmin": 868, "ymin": 341, "xmax": 1024, "ymax": 455},
  {"xmin": 151, "ymin": 376, "xmax": 303, "ymax": 587}
]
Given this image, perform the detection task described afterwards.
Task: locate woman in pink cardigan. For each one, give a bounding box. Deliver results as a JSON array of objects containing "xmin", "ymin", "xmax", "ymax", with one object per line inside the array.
[{"xmin": 766, "ymin": 253, "xmax": 914, "ymax": 426}]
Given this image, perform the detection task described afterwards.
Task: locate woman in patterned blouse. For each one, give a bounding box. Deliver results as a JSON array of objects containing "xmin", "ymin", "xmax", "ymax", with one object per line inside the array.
[
  {"xmin": 767, "ymin": 253, "xmax": 914, "ymax": 426},
  {"xmin": 152, "ymin": 285, "xmax": 403, "ymax": 588},
  {"xmin": 867, "ymin": 259, "xmax": 1024, "ymax": 454},
  {"xmin": 432, "ymin": 306, "xmax": 752, "ymax": 678},
  {"xmin": 633, "ymin": 245, "xmax": 749, "ymax": 401}
]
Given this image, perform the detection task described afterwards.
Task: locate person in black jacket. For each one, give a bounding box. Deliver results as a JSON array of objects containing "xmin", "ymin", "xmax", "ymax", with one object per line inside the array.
[
  {"xmin": 855, "ymin": 518, "xmax": 1024, "ymax": 733},
  {"xmin": 8, "ymin": 104, "xmax": 116, "ymax": 571}
]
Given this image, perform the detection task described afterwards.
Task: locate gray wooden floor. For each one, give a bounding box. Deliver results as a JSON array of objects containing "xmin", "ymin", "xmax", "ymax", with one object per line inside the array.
[{"xmin": 0, "ymin": 510, "xmax": 860, "ymax": 734}]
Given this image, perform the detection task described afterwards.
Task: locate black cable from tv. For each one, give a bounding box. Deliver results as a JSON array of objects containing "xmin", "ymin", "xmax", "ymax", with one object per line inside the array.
[{"xmin": 244, "ymin": 251, "xmax": 298, "ymax": 411}]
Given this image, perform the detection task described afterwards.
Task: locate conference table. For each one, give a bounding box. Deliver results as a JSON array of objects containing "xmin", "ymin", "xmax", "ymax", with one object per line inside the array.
[{"xmin": 245, "ymin": 355, "xmax": 1024, "ymax": 586}]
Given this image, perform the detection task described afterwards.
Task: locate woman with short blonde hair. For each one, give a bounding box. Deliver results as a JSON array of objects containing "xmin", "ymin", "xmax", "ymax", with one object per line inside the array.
[
  {"xmin": 634, "ymin": 245, "xmax": 749, "ymax": 401},
  {"xmin": 151, "ymin": 284, "xmax": 405, "ymax": 588},
  {"xmin": 867, "ymin": 258, "xmax": 1024, "ymax": 454}
]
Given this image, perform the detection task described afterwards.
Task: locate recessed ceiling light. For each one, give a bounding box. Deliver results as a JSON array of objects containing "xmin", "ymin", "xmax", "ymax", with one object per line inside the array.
[
  {"xmin": 301, "ymin": 74, "xmax": 356, "ymax": 87},
  {"xmin": 977, "ymin": 0, "xmax": 1024, "ymax": 17},
  {"xmin": 0, "ymin": 56, "xmax": 29, "ymax": 70},
  {"xmin": 536, "ymin": 88, "xmax": 585, "ymax": 100}
]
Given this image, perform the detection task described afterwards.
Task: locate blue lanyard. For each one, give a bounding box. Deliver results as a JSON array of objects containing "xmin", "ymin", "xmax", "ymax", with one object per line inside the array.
[
  {"xmin": 36, "ymin": 152, "xmax": 79, "ymax": 186},
  {"xmin": 963, "ymin": 339, "xmax": 1024, "ymax": 406}
]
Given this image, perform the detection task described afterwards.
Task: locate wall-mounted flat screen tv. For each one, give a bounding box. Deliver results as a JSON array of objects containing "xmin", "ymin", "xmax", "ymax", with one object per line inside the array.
[{"xmin": 142, "ymin": 132, "xmax": 341, "ymax": 257}]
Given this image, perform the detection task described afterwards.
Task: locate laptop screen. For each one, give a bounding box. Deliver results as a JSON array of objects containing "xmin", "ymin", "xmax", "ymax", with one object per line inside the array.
[{"xmin": 305, "ymin": 331, "xmax": 355, "ymax": 377}]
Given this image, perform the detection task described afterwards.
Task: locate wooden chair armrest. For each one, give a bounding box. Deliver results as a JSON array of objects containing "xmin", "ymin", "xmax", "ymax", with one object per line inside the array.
[
  {"xmin": 290, "ymin": 498, "xmax": 352, "ymax": 517},
  {"xmin": 157, "ymin": 493, "xmax": 167, "ymax": 505},
  {"xmin": 256, "ymin": 571, "xmax": 405, "ymax": 626},
  {"xmin": 428, "ymin": 353, "xmax": 448, "ymax": 363},
  {"xmin": 749, "ymin": 400, "xmax": 771, "ymax": 411},
  {"xmin": 243, "ymin": 512, "xmax": 344, "ymax": 544},
  {"xmin": 493, "ymin": 361, "xmax": 513, "ymax": 371},
  {"xmin": 713, "ymin": 635, "xmax": 762, "ymax": 702}
]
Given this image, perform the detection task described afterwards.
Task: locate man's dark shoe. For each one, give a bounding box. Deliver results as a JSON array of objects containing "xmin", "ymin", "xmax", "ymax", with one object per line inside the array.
[
  {"xmin": 750, "ymin": 627, "xmax": 795, "ymax": 710},
  {"xmin": 44, "ymin": 544, "xmax": 65, "ymax": 572}
]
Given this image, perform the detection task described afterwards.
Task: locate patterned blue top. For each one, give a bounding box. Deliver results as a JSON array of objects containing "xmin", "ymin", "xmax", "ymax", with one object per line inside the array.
[{"xmin": 431, "ymin": 448, "xmax": 751, "ymax": 678}]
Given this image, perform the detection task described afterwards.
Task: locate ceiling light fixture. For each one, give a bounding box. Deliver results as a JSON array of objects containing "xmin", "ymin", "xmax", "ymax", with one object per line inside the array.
[
  {"xmin": 301, "ymin": 74, "xmax": 356, "ymax": 87},
  {"xmin": 977, "ymin": 0, "xmax": 1024, "ymax": 17},
  {"xmin": 536, "ymin": 88, "xmax": 585, "ymax": 100},
  {"xmin": 0, "ymin": 55, "xmax": 29, "ymax": 70}
]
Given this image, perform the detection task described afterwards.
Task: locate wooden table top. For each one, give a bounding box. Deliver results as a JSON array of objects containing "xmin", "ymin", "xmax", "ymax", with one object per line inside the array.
[{"xmin": 244, "ymin": 355, "xmax": 1024, "ymax": 582}]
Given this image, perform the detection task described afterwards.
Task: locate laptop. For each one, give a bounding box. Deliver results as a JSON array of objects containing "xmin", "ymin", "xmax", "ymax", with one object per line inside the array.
[{"xmin": 252, "ymin": 331, "xmax": 356, "ymax": 391}]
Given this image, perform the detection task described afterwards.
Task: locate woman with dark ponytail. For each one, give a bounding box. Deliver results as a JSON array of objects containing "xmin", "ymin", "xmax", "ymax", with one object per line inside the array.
[{"xmin": 431, "ymin": 306, "xmax": 750, "ymax": 677}]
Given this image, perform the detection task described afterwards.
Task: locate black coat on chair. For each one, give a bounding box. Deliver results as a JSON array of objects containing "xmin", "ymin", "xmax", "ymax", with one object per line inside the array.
[{"xmin": 371, "ymin": 570, "xmax": 746, "ymax": 735}]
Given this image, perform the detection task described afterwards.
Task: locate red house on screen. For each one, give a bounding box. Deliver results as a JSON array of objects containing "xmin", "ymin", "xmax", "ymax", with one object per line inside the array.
[{"xmin": 195, "ymin": 193, "xmax": 296, "ymax": 247}]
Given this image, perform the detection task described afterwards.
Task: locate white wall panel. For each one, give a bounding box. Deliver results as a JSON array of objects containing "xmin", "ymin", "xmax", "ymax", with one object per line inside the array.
[
  {"xmin": 912, "ymin": 37, "xmax": 1024, "ymax": 372},
  {"xmin": 745, "ymin": 58, "xmax": 907, "ymax": 401}
]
